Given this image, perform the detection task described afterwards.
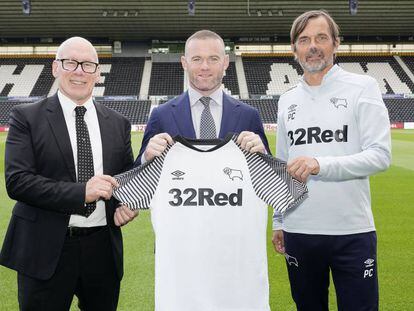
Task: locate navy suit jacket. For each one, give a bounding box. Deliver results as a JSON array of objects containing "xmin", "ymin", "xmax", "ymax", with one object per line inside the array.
[{"xmin": 135, "ymin": 91, "xmax": 270, "ymax": 166}]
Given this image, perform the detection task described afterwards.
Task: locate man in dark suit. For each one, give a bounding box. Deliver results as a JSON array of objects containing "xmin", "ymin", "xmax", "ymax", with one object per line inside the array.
[
  {"xmin": 135, "ymin": 30, "xmax": 270, "ymax": 166},
  {"xmin": 0, "ymin": 37, "xmax": 137, "ymax": 311}
]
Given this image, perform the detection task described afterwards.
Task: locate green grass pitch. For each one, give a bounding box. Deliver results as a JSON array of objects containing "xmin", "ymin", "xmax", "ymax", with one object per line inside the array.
[{"xmin": 0, "ymin": 130, "xmax": 413, "ymax": 310}]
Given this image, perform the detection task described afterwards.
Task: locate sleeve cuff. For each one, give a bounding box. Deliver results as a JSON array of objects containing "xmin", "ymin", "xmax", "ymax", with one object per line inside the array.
[
  {"xmin": 141, "ymin": 153, "xmax": 147, "ymax": 165},
  {"xmin": 272, "ymin": 211, "xmax": 283, "ymax": 230},
  {"xmin": 314, "ymin": 156, "xmax": 326, "ymax": 177},
  {"xmin": 272, "ymin": 222, "xmax": 283, "ymax": 230}
]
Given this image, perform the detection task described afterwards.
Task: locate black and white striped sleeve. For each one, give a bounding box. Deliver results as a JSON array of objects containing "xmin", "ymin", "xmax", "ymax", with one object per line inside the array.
[
  {"xmin": 232, "ymin": 135, "xmax": 307, "ymax": 213},
  {"xmin": 112, "ymin": 144, "xmax": 172, "ymax": 210}
]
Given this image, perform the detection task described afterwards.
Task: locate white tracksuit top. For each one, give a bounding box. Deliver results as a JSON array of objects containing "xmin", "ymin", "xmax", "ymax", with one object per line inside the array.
[{"xmin": 274, "ymin": 64, "xmax": 391, "ymax": 235}]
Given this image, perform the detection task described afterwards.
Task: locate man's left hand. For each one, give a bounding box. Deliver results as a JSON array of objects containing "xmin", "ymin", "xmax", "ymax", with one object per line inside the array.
[
  {"xmin": 114, "ymin": 204, "xmax": 139, "ymax": 227},
  {"xmin": 237, "ymin": 131, "xmax": 266, "ymax": 154},
  {"xmin": 287, "ymin": 156, "xmax": 320, "ymax": 183}
]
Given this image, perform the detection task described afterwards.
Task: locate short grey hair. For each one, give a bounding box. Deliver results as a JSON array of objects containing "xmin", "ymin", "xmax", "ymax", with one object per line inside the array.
[
  {"xmin": 184, "ymin": 30, "xmax": 225, "ymax": 56},
  {"xmin": 56, "ymin": 36, "xmax": 98, "ymax": 62}
]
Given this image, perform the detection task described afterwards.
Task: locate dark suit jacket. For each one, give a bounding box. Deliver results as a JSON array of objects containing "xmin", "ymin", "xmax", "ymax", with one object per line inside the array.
[
  {"xmin": 0, "ymin": 94, "xmax": 133, "ymax": 280},
  {"xmin": 134, "ymin": 91, "xmax": 270, "ymax": 166}
]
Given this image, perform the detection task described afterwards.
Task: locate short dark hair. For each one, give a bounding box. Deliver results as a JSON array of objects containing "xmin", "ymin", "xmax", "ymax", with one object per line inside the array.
[{"xmin": 290, "ymin": 10, "xmax": 339, "ymax": 47}]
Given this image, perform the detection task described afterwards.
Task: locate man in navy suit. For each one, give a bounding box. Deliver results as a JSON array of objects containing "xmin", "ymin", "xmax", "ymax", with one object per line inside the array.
[{"xmin": 135, "ymin": 30, "xmax": 270, "ymax": 166}]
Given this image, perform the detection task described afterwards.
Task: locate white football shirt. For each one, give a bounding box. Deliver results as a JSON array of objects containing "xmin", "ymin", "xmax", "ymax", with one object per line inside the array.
[{"xmin": 114, "ymin": 134, "xmax": 307, "ymax": 311}]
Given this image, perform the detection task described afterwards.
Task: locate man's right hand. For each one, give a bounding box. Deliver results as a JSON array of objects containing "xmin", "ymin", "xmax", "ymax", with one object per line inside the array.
[
  {"xmin": 85, "ymin": 175, "xmax": 118, "ymax": 203},
  {"xmin": 144, "ymin": 133, "xmax": 173, "ymax": 162},
  {"xmin": 272, "ymin": 230, "xmax": 285, "ymax": 254}
]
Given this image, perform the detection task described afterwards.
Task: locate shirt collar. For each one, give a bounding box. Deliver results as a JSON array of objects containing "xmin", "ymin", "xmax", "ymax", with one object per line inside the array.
[
  {"xmin": 188, "ymin": 85, "xmax": 223, "ymax": 107},
  {"xmin": 57, "ymin": 90, "xmax": 95, "ymax": 116}
]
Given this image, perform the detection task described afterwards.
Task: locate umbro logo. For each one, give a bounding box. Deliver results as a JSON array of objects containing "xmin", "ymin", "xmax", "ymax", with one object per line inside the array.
[
  {"xmin": 330, "ymin": 97, "xmax": 348, "ymax": 108},
  {"xmin": 364, "ymin": 258, "xmax": 375, "ymax": 268},
  {"xmin": 171, "ymin": 170, "xmax": 185, "ymax": 180},
  {"xmin": 287, "ymin": 104, "xmax": 297, "ymax": 121},
  {"xmin": 363, "ymin": 258, "xmax": 375, "ymax": 278}
]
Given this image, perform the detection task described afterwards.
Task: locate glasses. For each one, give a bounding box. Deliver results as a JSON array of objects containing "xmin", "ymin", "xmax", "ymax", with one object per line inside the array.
[
  {"xmin": 296, "ymin": 34, "xmax": 331, "ymax": 46},
  {"xmin": 56, "ymin": 59, "xmax": 99, "ymax": 73}
]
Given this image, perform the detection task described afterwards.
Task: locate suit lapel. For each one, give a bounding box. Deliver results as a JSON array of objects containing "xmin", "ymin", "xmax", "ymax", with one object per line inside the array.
[
  {"xmin": 219, "ymin": 93, "xmax": 241, "ymax": 138},
  {"xmin": 94, "ymin": 102, "xmax": 112, "ymax": 175},
  {"xmin": 171, "ymin": 92, "xmax": 196, "ymax": 138},
  {"xmin": 45, "ymin": 94, "xmax": 77, "ymax": 182}
]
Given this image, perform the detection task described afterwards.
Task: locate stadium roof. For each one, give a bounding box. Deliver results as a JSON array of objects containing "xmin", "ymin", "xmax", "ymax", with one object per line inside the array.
[{"xmin": 1, "ymin": 0, "xmax": 413, "ymax": 43}]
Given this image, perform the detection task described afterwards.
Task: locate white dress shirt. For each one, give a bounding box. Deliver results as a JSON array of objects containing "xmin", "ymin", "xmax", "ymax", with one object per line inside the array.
[{"xmin": 58, "ymin": 91, "xmax": 106, "ymax": 227}]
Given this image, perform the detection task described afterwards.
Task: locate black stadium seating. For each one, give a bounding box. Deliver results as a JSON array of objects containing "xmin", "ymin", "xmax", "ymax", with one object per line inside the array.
[
  {"xmin": 149, "ymin": 62, "xmax": 184, "ymax": 96},
  {"xmin": 0, "ymin": 57, "xmax": 54, "ymax": 97},
  {"xmin": 244, "ymin": 99, "xmax": 278, "ymax": 123},
  {"xmin": 98, "ymin": 57, "xmax": 145, "ymax": 95},
  {"xmin": 242, "ymin": 56, "xmax": 303, "ymax": 96},
  {"xmin": 242, "ymin": 55, "xmax": 414, "ymax": 96},
  {"xmin": 222, "ymin": 62, "xmax": 240, "ymax": 95},
  {"xmin": 384, "ymin": 98, "xmax": 414, "ymax": 122},
  {"xmin": 0, "ymin": 101, "xmax": 31, "ymax": 124},
  {"xmin": 402, "ymin": 56, "xmax": 414, "ymax": 76},
  {"xmin": 1, "ymin": 55, "xmax": 414, "ymax": 125},
  {"xmin": 336, "ymin": 56, "xmax": 414, "ymax": 94},
  {"xmin": 0, "ymin": 100, "xmax": 152, "ymax": 126},
  {"xmin": 98, "ymin": 100, "xmax": 151, "ymax": 124},
  {"xmin": 0, "ymin": 57, "xmax": 145, "ymax": 97}
]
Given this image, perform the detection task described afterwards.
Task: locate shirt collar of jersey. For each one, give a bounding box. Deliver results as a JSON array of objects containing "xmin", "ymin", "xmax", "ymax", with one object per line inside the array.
[
  {"xmin": 188, "ymin": 85, "xmax": 223, "ymax": 108},
  {"xmin": 174, "ymin": 132, "xmax": 233, "ymax": 152},
  {"xmin": 299, "ymin": 64, "xmax": 341, "ymax": 91},
  {"xmin": 57, "ymin": 90, "xmax": 95, "ymax": 118}
]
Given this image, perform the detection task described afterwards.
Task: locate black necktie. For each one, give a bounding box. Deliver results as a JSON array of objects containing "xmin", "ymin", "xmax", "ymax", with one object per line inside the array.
[
  {"xmin": 75, "ymin": 106, "xmax": 96, "ymax": 217},
  {"xmin": 199, "ymin": 96, "xmax": 217, "ymax": 139}
]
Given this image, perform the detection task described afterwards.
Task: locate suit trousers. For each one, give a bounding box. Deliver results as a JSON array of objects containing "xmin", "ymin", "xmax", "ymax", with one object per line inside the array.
[
  {"xmin": 17, "ymin": 226, "xmax": 120, "ymax": 311},
  {"xmin": 283, "ymin": 231, "xmax": 378, "ymax": 311}
]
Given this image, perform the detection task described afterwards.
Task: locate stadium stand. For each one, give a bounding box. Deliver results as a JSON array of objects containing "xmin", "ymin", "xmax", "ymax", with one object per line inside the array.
[
  {"xmin": 0, "ymin": 56, "xmax": 145, "ymax": 97},
  {"xmin": 98, "ymin": 57, "xmax": 145, "ymax": 95},
  {"xmin": 244, "ymin": 97, "xmax": 414, "ymax": 124},
  {"xmin": 402, "ymin": 56, "xmax": 414, "ymax": 75},
  {"xmin": 1, "ymin": 54, "xmax": 414, "ymax": 125},
  {"xmin": 222, "ymin": 62, "xmax": 240, "ymax": 95},
  {"xmin": 384, "ymin": 98, "xmax": 414, "ymax": 122},
  {"xmin": 242, "ymin": 56, "xmax": 303, "ymax": 96},
  {"xmin": 336, "ymin": 56, "xmax": 414, "ymax": 94},
  {"xmin": 242, "ymin": 55, "xmax": 414, "ymax": 96},
  {"xmin": 244, "ymin": 99, "xmax": 278, "ymax": 123},
  {"xmin": 149, "ymin": 62, "xmax": 184, "ymax": 96},
  {"xmin": 0, "ymin": 101, "xmax": 31, "ymax": 124},
  {"xmin": 0, "ymin": 99, "xmax": 152, "ymax": 126},
  {"xmin": 243, "ymin": 97, "xmax": 414, "ymax": 124},
  {"xmin": 0, "ymin": 57, "xmax": 54, "ymax": 97},
  {"xmin": 3, "ymin": 97, "xmax": 411, "ymax": 126},
  {"xmin": 98, "ymin": 100, "xmax": 151, "ymax": 124}
]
